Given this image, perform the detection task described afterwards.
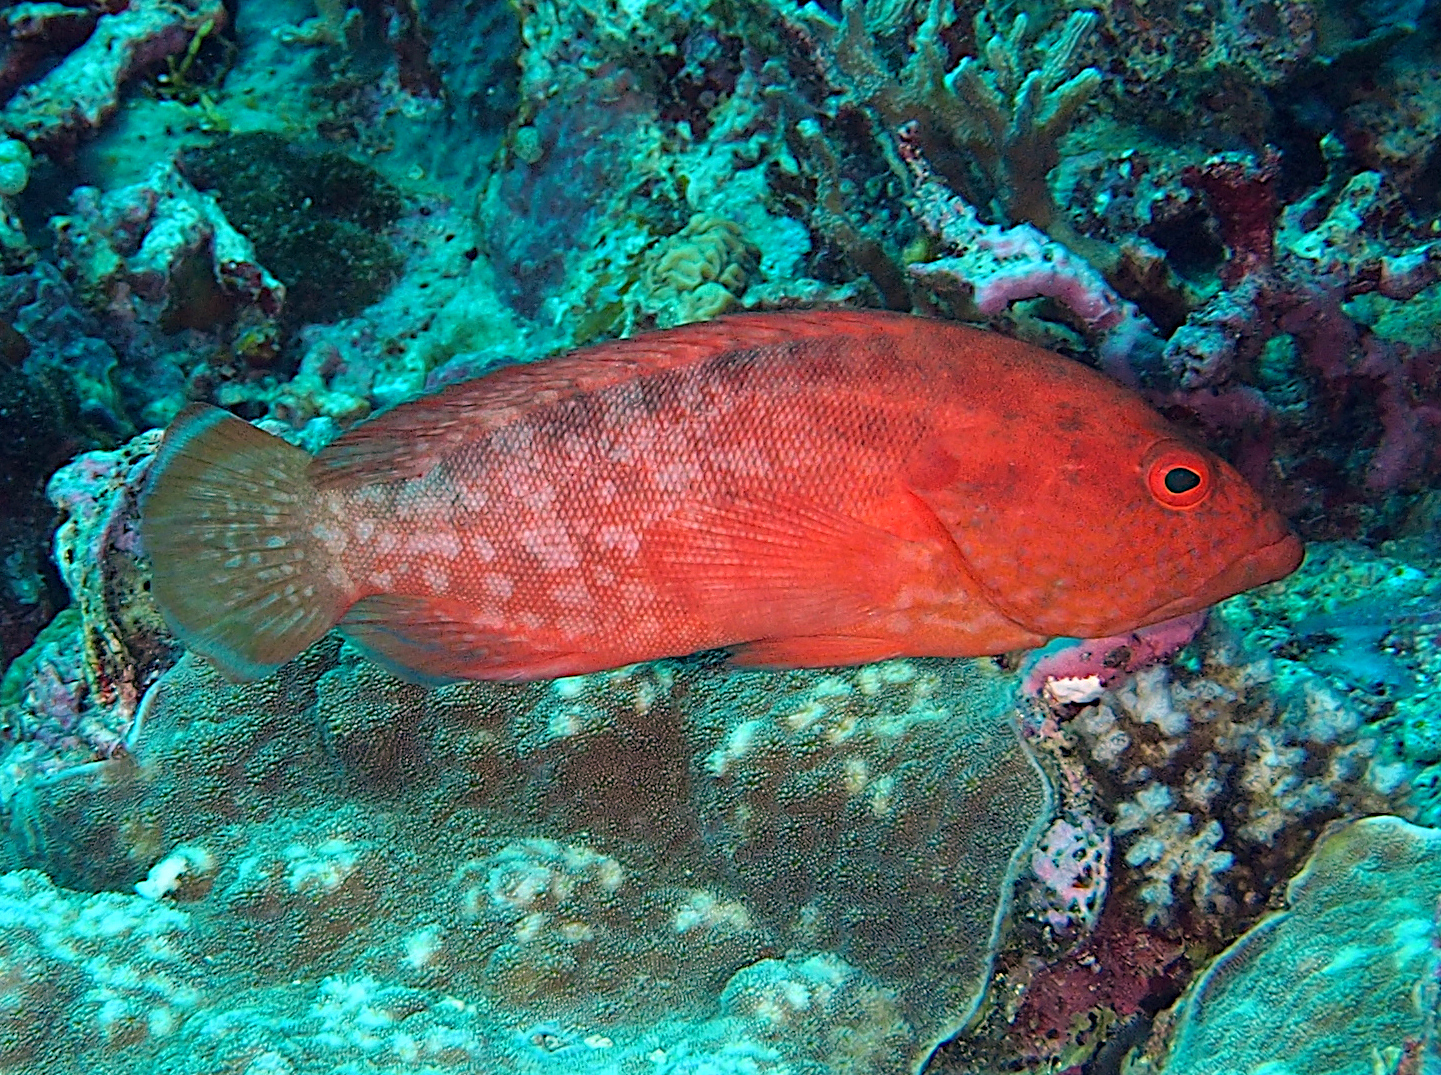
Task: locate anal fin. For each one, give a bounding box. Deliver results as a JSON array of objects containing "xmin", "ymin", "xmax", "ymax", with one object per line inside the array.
[
  {"xmin": 727, "ymin": 635, "xmax": 906, "ymax": 669},
  {"xmin": 339, "ymin": 595, "xmax": 592, "ymax": 684}
]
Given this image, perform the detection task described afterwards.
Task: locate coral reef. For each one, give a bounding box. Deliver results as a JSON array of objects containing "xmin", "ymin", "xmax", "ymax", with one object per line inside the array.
[
  {"xmin": 1045, "ymin": 550, "xmax": 1423, "ymax": 936},
  {"xmin": 1137, "ymin": 815, "xmax": 1441, "ymax": 1074},
  {"xmin": 781, "ymin": 1, "xmax": 1101, "ymax": 232},
  {"xmin": 640, "ymin": 214, "xmax": 759, "ymax": 327},
  {"xmin": 1, "ymin": 0, "xmax": 1441, "ymax": 1071},
  {"xmin": 52, "ymin": 159, "xmax": 285, "ymax": 361},
  {"xmin": 0, "ymin": 869, "xmax": 202, "ymax": 1067},
  {"xmin": 0, "ymin": 362, "xmax": 75, "ymax": 663},
  {"xmin": 938, "ymin": 520, "xmax": 1441, "ymax": 1071},
  {"xmin": 0, "ymin": 434, "xmax": 177, "ymax": 880},
  {"xmin": 0, "ymin": 0, "xmax": 226, "ymax": 153},
  {"xmin": 178, "ymin": 132, "xmax": 402, "ymax": 330},
  {"xmin": 904, "ymin": 130, "xmax": 1162, "ymax": 381}
]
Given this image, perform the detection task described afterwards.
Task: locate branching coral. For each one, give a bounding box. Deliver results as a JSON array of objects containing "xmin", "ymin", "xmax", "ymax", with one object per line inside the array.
[
  {"xmin": 1113, "ymin": 782, "xmax": 1235, "ymax": 926},
  {"xmin": 784, "ymin": 0, "xmax": 1101, "ymax": 231},
  {"xmin": 935, "ymin": 9, "xmax": 1101, "ymax": 230},
  {"xmin": 904, "ymin": 131, "xmax": 1161, "ymax": 378}
]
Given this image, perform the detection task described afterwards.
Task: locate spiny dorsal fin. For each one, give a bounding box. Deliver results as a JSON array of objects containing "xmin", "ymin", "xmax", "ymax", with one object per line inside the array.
[{"xmin": 311, "ymin": 309, "xmax": 919, "ymax": 489}]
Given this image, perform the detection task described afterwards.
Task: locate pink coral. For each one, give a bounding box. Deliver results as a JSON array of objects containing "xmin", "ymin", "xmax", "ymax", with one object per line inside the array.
[
  {"xmin": 1159, "ymin": 164, "xmax": 1441, "ymax": 497},
  {"xmin": 1011, "ymin": 913, "xmax": 1185, "ymax": 1063},
  {"xmin": 1031, "ymin": 814, "xmax": 1111, "ymax": 932},
  {"xmin": 902, "ymin": 129, "xmax": 1160, "ymax": 384},
  {"xmin": 1020, "ymin": 612, "xmax": 1208, "ymax": 703}
]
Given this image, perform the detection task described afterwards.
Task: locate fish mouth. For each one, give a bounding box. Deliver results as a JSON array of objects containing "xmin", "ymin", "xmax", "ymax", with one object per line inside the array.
[
  {"xmin": 1145, "ymin": 528, "xmax": 1304, "ymax": 625},
  {"xmin": 1210, "ymin": 529, "xmax": 1305, "ymax": 598}
]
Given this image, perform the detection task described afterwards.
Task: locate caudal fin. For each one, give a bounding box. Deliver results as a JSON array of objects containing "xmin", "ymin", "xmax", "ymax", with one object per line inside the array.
[{"xmin": 140, "ymin": 404, "xmax": 349, "ymax": 680}]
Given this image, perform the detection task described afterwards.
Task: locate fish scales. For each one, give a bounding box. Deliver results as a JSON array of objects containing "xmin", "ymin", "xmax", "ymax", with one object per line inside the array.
[
  {"xmin": 141, "ymin": 310, "xmax": 1303, "ymax": 684},
  {"xmin": 326, "ymin": 331, "xmax": 948, "ymax": 676}
]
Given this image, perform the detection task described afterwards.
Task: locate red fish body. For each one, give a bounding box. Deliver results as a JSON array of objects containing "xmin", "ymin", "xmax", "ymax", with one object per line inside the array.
[{"xmin": 141, "ymin": 310, "xmax": 1302, "ymax": 683}]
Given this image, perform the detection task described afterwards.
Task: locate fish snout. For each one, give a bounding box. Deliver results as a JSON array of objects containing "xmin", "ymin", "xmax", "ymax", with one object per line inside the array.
[
  {"xmin": 1202, "ymin": 522, "xmax": 1304, "ymax": 607},
  {"xmin": 1141, "ymin": 514, "xmax": 1303, "ymax": 628}
]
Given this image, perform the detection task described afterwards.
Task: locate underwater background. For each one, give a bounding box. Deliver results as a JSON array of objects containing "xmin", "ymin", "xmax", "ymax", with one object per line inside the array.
[{"xmin": 0, "ymin": 0, "xmax": 1439, "ymax": 1071}]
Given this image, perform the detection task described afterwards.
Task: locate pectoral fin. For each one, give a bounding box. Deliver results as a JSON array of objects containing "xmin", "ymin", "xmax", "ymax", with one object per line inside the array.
[{"xmin": 645, "ymin": 496, "xmax": 913, "ymax": 641}]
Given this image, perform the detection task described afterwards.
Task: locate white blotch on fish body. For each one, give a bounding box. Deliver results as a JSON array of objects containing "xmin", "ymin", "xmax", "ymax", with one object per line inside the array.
[
  {"xmin": 596, "ymin": 524, "xmax": 641, "ymax": 558},
  {"xmin": 484, "ymin": 573, "xmax": 514, "ymax": 599},
  {"xmin": 423, "ymin": 565, "xmax": 451, "ymax": 591},
  {"xmin": 560, "ymin": 432, "xmax": 593, "ymax": 463},
  {"xmin": 653, "ymin": 460, "xmax": 701, "ymax": 493},
  {"xmin": 619, "ymin": 579, "xmax": 654, "ymax": 613},
  {"xmin": 470, "ymin": 534, "xmax": 497, "ymax": 562},
  {"xmin": 519, "ymin": 523, "xmax": 580, "ymax": 570},
  {"xmin": 457, "ymin": 484, "xmax": 490, "ymax": 512},
  {"xmin": 549, "ymin": 577, "xmax": 594, "ymax": 610},
  {"xmin": 407, "ymin": 531, "xmax": 461, "ymax": 558},
  {"xmin": 471, "ymin": 605, "xmax": 508, "ymax": 630},
  {"xmin": 522, "ymin": 484, "xmax": 556, "ymax": 513}
]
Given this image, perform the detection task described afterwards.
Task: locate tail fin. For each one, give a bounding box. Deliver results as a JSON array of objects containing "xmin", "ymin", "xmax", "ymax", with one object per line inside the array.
[{"xmin": 140, "ymin": 404, "xmax": 349, "ymax": 681}]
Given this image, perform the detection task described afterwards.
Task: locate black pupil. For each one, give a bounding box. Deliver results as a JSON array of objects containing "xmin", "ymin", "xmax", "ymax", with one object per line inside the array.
[{"xmin": 1164, "ymin": 467, "xmax": 1202, "ymax": 494}]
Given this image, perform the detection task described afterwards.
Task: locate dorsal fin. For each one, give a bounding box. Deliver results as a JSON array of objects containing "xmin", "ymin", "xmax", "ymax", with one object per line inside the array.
[{"xmin": 311, "ymin": 309, "xmax": 919, "ymax": 489}]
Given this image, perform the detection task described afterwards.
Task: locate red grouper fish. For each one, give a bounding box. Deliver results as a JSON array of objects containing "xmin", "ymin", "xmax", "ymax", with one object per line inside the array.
[{"xmin": 140, "ymin": 310, "xmax": 1303, "ymax": 685}]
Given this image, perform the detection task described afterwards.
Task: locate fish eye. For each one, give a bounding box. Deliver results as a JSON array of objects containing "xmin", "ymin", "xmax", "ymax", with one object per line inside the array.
[{"xmin": 1143, "ymin": 442, "xmax": 1214, "ymax": 509}]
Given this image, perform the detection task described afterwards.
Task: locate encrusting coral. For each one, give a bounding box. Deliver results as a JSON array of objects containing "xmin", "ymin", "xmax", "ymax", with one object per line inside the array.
[
  {"xmin": 1137, "ymin": 815, "xmax": 1441, "ymax": 1073},
  {"xmin": 640, "ymin": 214, "xmax": 758, "ymax": 327},
  {"xmin": 0, "ymin": 0, "xmax": 225, "ymax": 153}
]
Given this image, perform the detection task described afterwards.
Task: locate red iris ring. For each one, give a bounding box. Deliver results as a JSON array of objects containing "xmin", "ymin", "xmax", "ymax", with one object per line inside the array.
[{"xmin": 1143, "ymin": 442, "xmax": 1214, "ymax": 509}]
